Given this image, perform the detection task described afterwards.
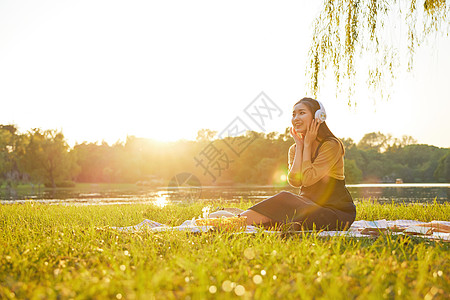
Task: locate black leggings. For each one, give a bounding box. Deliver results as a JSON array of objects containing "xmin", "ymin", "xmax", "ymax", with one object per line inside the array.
[{"xmin": 248, "ymin": 191, "xmax": 356, "ymax": 231}]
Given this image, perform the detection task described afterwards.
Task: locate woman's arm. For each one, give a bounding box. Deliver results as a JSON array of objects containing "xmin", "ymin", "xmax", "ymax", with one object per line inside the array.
[
  {"xmin": 287, "ymin": 127, "xmax": 304, "ymax": 187},
  {"xmin": 287, "ymin": 144, "xmax": 303, "ymax": 187},
  {"xmin": 302, "ymin": 143, "xmax": 312, "ymax": 168}
]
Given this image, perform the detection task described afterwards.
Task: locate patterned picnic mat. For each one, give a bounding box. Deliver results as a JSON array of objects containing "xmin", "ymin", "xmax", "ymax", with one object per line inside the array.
[{"xmin": 103, "ymin": 219, "xmax": 450, "ymax": 242}]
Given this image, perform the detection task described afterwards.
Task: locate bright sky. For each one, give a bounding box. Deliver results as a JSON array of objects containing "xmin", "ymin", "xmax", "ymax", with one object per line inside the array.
[{"xmin": 1, "ymin": 1, "xmax": 449, "ymax": 148}]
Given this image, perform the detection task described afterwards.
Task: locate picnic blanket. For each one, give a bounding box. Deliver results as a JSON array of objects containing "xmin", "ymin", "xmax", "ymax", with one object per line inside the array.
[{"xmin": 104, "ymin": 219, "xmax": 450, "ymax": 242}]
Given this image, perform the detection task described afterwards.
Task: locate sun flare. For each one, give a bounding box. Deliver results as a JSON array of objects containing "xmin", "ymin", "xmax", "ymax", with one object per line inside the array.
[{"xmin": 154, "ymin": 191, "xmax": 169, "ymax": 208}]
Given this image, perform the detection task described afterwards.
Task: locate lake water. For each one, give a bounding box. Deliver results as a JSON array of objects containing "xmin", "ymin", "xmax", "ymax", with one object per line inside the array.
[{"xmin": 1, "ymin": 183, "xmax": 448, "ymax": 206}]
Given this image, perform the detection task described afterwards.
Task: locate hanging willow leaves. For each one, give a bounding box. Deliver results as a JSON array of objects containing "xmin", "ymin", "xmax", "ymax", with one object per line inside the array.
[{"xmin": 306, "ymin": 0, "xmax": 450, "ymax": 106}]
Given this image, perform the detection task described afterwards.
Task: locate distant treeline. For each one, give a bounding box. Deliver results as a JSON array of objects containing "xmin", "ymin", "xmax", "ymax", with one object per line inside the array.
[{"xmin": 0, "ymin": 125, "xmax": 448, "ymax": 188}]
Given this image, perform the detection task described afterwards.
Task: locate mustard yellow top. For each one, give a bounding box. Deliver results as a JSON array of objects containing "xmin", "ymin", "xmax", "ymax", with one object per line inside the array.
[{"xmin": 288, "ymin": 139, "xmax": 345, "ymax": 188}]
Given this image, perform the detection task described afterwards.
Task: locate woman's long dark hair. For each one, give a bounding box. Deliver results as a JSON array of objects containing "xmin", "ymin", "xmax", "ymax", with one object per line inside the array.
[{"xmin": 294, "ymin": 97, "xmax": 345, "ymax": 155}]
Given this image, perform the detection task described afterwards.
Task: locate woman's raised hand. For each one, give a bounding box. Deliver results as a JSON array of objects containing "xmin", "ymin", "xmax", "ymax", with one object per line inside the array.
[
  {"xmin": 290, "ymin": 126, "xmax": 304, "ymax": 145},
  {"xmin": 304, "ymin": 119, "xmax": 320, "ymax": 147}
]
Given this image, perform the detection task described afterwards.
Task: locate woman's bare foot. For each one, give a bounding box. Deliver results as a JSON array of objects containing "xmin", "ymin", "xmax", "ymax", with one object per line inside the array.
[
  {"xmin": 239, "ymin": 210, "xmax": 273, "ymax": 226},
  {"xmin": 207, "ymin": 209, "xmax": 274, "ymax": 227},
  {"xmin": 208, "ymin": 210, "xmax": 236, "ymax": 218}
]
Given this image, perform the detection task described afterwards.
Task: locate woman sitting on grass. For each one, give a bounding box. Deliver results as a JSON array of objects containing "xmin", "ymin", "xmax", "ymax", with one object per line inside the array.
[{"xmin": 209, "ymin": 97, "xmax": 356, "ymax": 231}]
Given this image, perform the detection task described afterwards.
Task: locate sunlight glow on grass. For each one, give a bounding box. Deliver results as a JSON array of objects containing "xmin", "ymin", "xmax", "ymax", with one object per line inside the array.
[{"xmin": 0, "ymin": 200, "xmax": 448, "ymax": 299}]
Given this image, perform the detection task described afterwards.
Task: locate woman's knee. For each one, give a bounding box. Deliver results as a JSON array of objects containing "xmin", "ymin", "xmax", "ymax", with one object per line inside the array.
[{"xmin": 275, "ymin": 191, "xmax": 295, "ymax": 199}]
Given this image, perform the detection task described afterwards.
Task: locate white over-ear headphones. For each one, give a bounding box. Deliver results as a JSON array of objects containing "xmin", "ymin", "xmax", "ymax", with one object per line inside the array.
[{"xmin": 315, "ymin": 100, "xmax": 327, "ymax": 123}]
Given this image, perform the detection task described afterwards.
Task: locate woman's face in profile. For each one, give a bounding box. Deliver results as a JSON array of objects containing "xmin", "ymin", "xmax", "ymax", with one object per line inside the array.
[{"xmin": 292, "ymin": 102, "xmax": 313, "ymax": 135}]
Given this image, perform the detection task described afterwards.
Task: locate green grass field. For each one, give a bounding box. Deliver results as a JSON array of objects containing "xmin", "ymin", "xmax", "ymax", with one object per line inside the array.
[{"xmin": 1, "ymin": 200, "xmax": 449, "ymax": 299}]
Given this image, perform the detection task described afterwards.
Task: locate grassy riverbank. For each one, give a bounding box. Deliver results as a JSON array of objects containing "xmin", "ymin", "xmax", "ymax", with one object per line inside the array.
[
  {"xmin": 0, "ymin": 182, "xmax": 138, "ymax": 191},
  {"xmin": 1, "ymin": 200, "xmax": 449, "ymax": 299}
]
